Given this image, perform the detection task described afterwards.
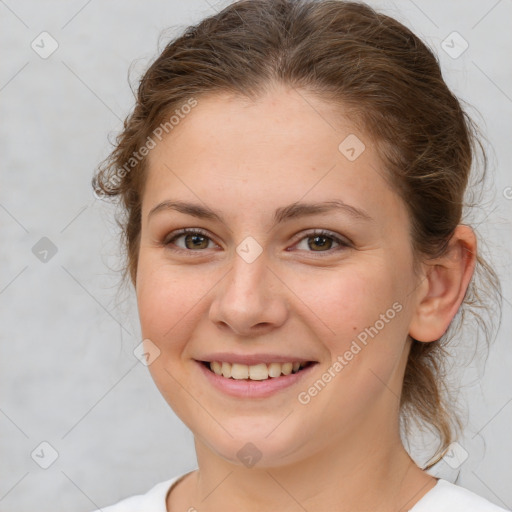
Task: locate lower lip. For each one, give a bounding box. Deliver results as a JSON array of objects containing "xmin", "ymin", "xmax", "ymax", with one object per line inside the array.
[{"xmin": 195, "ymin": 361, "xmax": 316, "ymax": 399}]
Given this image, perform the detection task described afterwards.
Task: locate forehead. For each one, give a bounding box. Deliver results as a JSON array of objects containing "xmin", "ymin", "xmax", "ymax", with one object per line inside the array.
[
  {"xmin": 143, "ymin": 85, "xmax": 403, "ymax": 225},
  {"xmin": 150, "ymin": 86, "xmax": 355, "ymax": 165}
]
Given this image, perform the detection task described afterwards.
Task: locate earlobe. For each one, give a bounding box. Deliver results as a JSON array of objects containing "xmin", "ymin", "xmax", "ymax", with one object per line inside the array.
[{"xmin": 408, "ymin": 225, "xmax": 477, "ymax": 343}]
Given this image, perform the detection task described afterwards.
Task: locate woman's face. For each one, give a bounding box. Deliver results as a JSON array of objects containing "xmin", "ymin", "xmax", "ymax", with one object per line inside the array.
[{"xmin": 136, "ymin": 84, "xmax": 422, "ymax": 467}]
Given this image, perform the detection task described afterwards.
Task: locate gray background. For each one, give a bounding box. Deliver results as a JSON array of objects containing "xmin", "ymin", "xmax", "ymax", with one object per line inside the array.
[{"xmin": 1, "ymin": 1, "xmax": 511, "ymax": 511}]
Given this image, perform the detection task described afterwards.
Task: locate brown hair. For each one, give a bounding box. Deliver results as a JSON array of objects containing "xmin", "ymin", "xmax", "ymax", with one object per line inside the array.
[{"xmin": 93, "ymin": 0, "xmax": 501, "ymax": 469}]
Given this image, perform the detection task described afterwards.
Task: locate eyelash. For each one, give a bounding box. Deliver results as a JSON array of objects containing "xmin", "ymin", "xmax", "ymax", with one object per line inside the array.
[{"xmin": 163, "ymin": 228, "xmax": 351, "ymax": 256}]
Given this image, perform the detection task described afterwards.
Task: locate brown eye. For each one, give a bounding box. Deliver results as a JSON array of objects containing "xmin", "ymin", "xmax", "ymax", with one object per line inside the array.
[
  {"xmin": 308, "ymin": 234, "xmax": 335, "ymax": 251},
  {"xmin": 182, "ymin": 233, "xmax": 210, "ymax": 249},
  {"xmin": 293, "ymin": 229, "xmax": 350, "ymax": 254},
  {"xmin": 165, "ymin": 229, "xmax": 216, "ymax": 251}
]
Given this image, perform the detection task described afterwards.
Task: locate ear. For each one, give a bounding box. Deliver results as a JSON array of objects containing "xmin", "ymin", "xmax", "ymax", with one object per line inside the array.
[{"xmin": 408, "ymin": 225, "xmax": 477, "ymax": 343}]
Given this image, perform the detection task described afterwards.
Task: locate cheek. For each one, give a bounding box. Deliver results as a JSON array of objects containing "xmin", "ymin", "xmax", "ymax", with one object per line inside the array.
[
  {"xmin": 135, "ymin": 254, "xmax": 208, "ymax": 423},
  {"xmin": 291, "ymin": 262, "xmax": 411, "ymax": 407},
  {"xmin": 286, "ymin": 263, "xmax": 399, "ymax": 347},
  {"xmin": 298, "ymin": 270, "xmax": 408, "ymax": 396},
  {"xmin": 135, "ymin": 253, "xmax": 203, "ymax": 355}
]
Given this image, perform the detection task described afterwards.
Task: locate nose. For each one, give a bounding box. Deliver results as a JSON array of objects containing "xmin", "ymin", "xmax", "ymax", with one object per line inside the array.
[{"xmin": 208, "ymin": 250, "xmax": 289, "ymax": 337}]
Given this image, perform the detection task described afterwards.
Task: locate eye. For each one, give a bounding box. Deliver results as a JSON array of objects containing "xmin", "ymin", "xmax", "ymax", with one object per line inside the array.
[
  {"xmin": 163, "ymin": 228, "xmax": 351, "ymax": 255},
  {"xmin": 292, "ymin": 229, "xmax": 350, "ymax": 253},
  {"xmin": 164, "ymin": 228, "xmax": 218, "ymax": 251}
]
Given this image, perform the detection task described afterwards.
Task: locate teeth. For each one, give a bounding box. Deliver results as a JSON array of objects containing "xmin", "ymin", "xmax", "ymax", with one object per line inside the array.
[
  {"xmin": 211, "ymin": 361, "xmax": 222, "ymax": 375},
  {"xmin": 268, "ymin": 362, "xmax": 282, "ymax": 378},
  {"xmin": 208, "ymin": 361, "xmax": 308, "ymax": 380},
  {"xmin": 248, "ymin": 363, "xmax": 268, "ymax": 380},
  {"xmin": 221, "ymin": 362, "xmax": 232, "ymax": 378},
  {"xmin": 231, "ymin": 363, "xmax": 249, "ymax": 379}
]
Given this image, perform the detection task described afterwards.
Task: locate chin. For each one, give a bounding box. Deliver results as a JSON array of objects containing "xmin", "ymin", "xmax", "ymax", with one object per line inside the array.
[{"xmin": 194, "ymin": 416, "xmax": 316, "ymax": 469}]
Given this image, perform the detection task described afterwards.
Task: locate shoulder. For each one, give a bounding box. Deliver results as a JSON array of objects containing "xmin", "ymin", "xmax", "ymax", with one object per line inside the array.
[
  {"xmin": 411, "ymin": 478, "xmax": 510, "ymax": 512},
  {"xmin": 88, "ymin": 476, "xmax": 182, "ymax": 512}
]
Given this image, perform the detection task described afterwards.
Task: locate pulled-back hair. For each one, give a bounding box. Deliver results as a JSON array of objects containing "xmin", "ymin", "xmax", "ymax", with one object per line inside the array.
[{"xmin": 93, "ymin": 0, "xmax": 501, "ymax": 469}]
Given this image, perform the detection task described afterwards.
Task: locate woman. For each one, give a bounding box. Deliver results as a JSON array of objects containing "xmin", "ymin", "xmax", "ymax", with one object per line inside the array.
[{"xmin": 91, "ymin": 0, "xmax": 507, "ymax": 510}]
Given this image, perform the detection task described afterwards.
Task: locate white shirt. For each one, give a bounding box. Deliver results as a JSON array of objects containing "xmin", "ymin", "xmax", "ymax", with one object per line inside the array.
[{"xmin": 92, "ymin": 473, "xmax": 510, "ymax": 512}]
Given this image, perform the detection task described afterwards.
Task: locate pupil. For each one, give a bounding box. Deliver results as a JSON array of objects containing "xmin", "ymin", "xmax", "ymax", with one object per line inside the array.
[
  {"xmin": 186, "ymin": 234, "xmax": 207, "ymax": 249},
  {"xmin": 310, "ymin": 235, "xmax": 331, "ymax": 251}
]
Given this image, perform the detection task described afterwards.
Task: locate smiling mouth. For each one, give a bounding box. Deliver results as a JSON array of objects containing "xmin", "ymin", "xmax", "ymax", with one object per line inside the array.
[{"xmin": 200, "ymin": 360, "xmax": 315, "ymax": 381}]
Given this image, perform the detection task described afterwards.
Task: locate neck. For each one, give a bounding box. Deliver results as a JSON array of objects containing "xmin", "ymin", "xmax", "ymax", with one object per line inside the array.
[{"xmin": 177, "ymin": 422, "xmax": 435, "ymax": 512}]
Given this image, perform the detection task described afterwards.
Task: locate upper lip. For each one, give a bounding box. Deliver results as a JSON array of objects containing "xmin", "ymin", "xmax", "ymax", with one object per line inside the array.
[{"xmin": 196, "ymin": 353, "xmax": 316, "ymax": 365}]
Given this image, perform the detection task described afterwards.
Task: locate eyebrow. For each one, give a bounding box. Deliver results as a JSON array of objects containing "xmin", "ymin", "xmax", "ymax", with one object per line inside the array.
[{"xmin": 148, "ymin": 199, "xmax": 373, "ymax": 226}]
